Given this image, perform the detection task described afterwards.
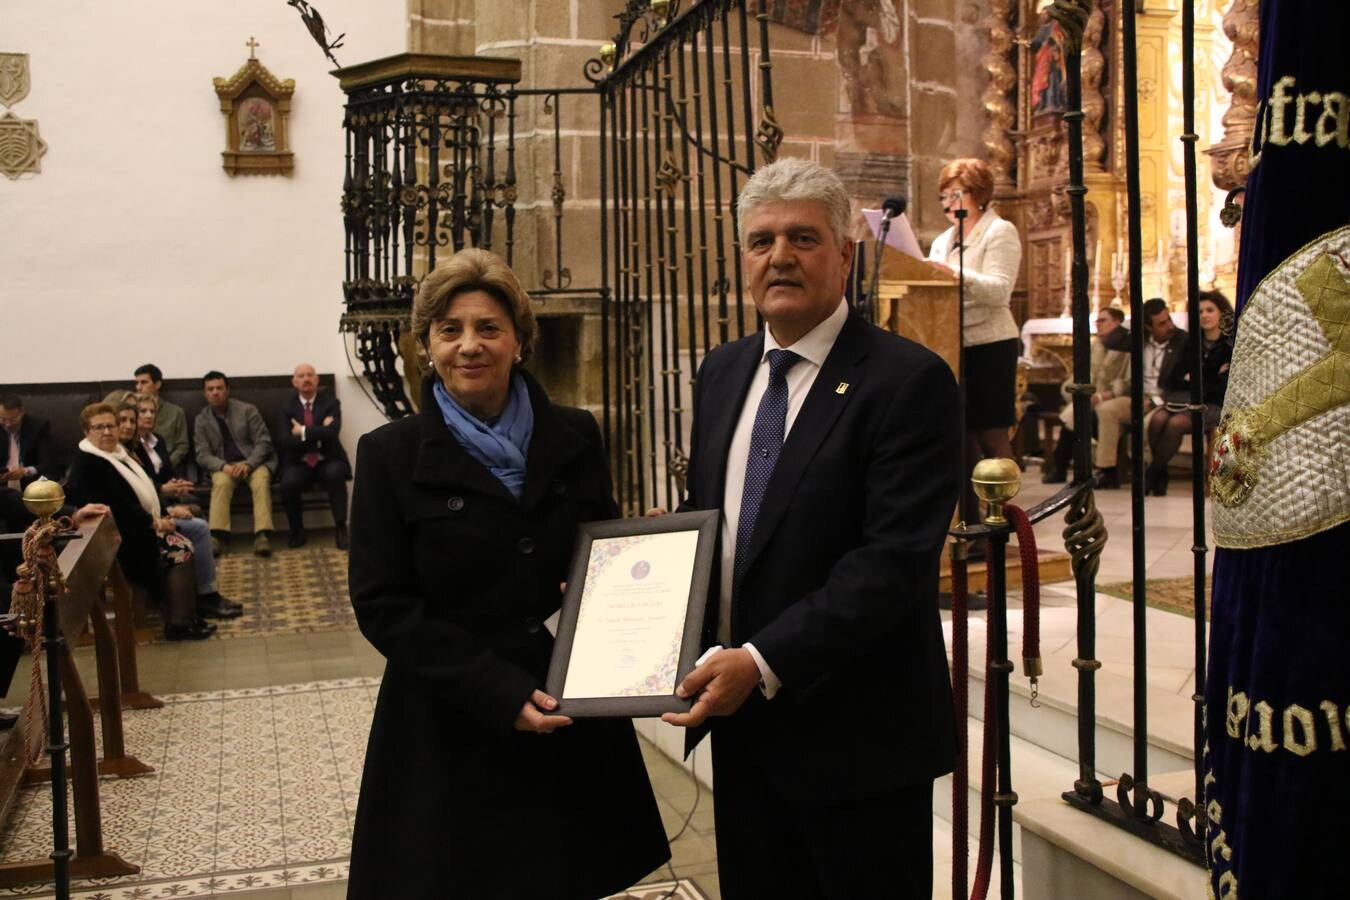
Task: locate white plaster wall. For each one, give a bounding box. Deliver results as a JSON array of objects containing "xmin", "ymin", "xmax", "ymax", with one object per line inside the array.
[{"xmin": 0, "ymin": 0, "xmax": 407, "ymax": 460}]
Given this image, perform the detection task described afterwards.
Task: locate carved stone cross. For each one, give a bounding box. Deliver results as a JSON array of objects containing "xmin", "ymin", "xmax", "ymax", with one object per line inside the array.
[{"xmin": 246, "ymin": 36, "xmax": 260, "ymax": 59}]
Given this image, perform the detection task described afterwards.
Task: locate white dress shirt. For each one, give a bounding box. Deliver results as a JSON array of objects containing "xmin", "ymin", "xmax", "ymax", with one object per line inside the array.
[
  {"xmin": 717, "ymin": 297, "xmax": 849, "ymax": 698},
  {"xmin": 1142, "ymin": 336, "xmax": 1168, "ymax": 402},
  {"xmin": 139, "ymin": 432, "xmax": 164, "ymax": 475}
]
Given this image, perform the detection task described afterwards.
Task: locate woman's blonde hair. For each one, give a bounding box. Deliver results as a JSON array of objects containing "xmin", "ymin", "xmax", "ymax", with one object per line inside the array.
[
  {"xmin": 937, "ymin": 158, "xmax": 996, "ymax": 211},
  {"xmin": 131, "ymin": 392, "xmax": 160, "ymax": 414},
  {"xmin": 80, "ymin": 402, "xmax": 118, "ymax": 431},
  {"xmin": 410, "ymin": 248, "xmax": 537, "ymax": 364}
]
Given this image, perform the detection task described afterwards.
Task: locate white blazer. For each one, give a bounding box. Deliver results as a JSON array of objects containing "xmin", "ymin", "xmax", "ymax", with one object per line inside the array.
[{"xmin": 927, "ymin": 209, "xmax": 1022, "ymax": 347}]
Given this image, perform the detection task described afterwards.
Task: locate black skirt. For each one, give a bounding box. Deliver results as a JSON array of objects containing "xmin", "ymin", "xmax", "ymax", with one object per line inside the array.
[{"xmin": 962, "ymin": 338, "xmax": 1019, "ymax": 429}]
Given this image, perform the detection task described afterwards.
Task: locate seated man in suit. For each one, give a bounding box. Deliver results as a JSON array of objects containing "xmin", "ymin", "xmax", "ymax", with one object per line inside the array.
[
  {"xmin": 1092, "ymin": 297, "xmax": 1188, "ymax": 488},
  {"xmin": 193, "ymin": 371, "xmax": 277, "ymax": 557},
  {"xmin": 1042, "ymin": 306, "xmax": 1131, "ymax": 483},
  {"xmin": 133, "ymin": 363, "xmax": 190, "ymax": 469},
  {"xmin": 276, "ymin": 363, "xmax": 350, "ymax": 549},
  {"xmin": 661, "ymin": 158, "xmax": 961, "ymax": 900},
  {"xmin": 1, "ymin": 394, "xmax": 57, "ymax": 490}
]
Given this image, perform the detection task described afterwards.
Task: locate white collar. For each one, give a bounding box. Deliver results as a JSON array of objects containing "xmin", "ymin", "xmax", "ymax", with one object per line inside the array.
[{"xmin": 762, "ymin": 297, "xmax": 848, "ymax": 368}]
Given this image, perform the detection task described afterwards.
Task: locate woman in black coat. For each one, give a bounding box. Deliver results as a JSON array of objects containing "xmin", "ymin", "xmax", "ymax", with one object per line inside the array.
[
  {"xmin": 347, "ymin": 249, "xmax": 669, "ymax": 899},
  {"xmin": 63, "ymin": 403, "xmax": 214, "ymax": 639}
]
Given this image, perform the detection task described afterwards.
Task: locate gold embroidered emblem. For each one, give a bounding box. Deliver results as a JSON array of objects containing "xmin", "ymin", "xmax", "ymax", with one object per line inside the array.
[
  {"xmin": 835, "ymin": 382, "xmax": 849, "ymax": 395},
  {"xmin": 1212, "ymin": 243, "xmax": 1350, "ymax": 512}
]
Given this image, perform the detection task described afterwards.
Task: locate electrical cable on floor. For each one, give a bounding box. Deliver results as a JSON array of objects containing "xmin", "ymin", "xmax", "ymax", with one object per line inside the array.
[{"xmin": 659, "ymin": 744, "xmax": 701, "ymax": 900}]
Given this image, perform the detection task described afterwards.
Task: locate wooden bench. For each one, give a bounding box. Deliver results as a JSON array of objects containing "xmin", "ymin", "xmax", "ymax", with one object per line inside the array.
[{"xmin": 0, "ymin": 513, "xmax": 158, "ymax": 886}]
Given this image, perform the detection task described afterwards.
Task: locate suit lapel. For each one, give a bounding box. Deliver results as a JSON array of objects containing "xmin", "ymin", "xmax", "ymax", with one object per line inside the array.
[
  {"xmin": 701, "ymin": 334, "xmax": 764, "ymax": 506},
  {"xmin": 740, "ymin": 315, "xmax": 870, "ymax": 577}
]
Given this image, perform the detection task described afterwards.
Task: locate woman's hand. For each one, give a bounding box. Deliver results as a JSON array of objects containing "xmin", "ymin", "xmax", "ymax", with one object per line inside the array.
[
  {"xmin": 513, "ymin": 689, "xmax": 572, "ymax": 734},
  {"xmin": 165, "ymin": 479, "xmax": 194, "ymax": 497},
  {"xmin": 153, "ymin": 517, "xmax": 177, "ymax": 535},
  {"xmin": 71, "ymin": 503, "xmax": 110, "ymax": 526},
  {"xmin": 928, "ymin": 260, "xmax": 955, "ymax": 277},
  {"xmin": 167, "ymin": 505, "xmax": 191, "ymax": 519}
]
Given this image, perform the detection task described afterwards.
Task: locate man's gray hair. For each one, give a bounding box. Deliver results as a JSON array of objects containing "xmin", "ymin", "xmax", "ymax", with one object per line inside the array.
[{"xmin": 736, "ymin": 157, "xmax": 852, "ymax": 246}]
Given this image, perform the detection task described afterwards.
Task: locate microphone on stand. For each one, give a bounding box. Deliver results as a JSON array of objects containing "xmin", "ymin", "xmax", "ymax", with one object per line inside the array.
[{"xmin": 862, "ymin": 194, "xmax": 908, "ymax": 322}]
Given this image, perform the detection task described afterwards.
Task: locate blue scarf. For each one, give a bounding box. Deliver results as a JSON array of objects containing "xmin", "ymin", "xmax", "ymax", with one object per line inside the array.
[{"xmin": 433, "ymin": 375, "xmax": 534, "ymax": 499}]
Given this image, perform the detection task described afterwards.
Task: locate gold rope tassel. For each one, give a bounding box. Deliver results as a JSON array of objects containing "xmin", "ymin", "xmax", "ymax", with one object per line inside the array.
[{"xmin": 8, "ymin": 515, "xmax": 70, "ymax": 767}]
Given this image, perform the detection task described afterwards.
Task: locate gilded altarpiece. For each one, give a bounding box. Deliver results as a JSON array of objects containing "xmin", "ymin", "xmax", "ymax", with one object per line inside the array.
[{"xmin": 985, "ymin": 0, "xmax": 1236, "ymax": 324}]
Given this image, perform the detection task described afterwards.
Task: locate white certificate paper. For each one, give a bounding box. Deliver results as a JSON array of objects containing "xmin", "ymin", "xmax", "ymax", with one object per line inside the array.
[{"xmin": 561, "ymin": 530, "xmax": 699, "ymax": 700}]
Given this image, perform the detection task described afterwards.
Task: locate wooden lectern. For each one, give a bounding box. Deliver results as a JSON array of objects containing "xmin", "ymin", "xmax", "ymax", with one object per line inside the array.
[{"xmin": 872, "ymin": 247, "xmax": 959, "ymax": 377}]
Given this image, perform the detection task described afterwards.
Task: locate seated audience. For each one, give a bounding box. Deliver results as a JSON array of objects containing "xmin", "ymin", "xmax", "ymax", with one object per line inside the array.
[
  {"xmin": 193, "ymin": 371, "xmax": 277, "ymax": 557},
  {"xmin": 1144, "ymin": 290, "xmax": 1235, "ymax": 495},
  {"xmin": 1043, "ymin": 307, "xmax": 1130, "ymax": 483},
  {"xmin": 117, "ymin": 401, "xmax": 240, "ymax": 620},
  {"xmin": 129, "ymin": 394, "xmax": 195, "ymax": 499},
  {"xmin": 1091, "ymin": 298, "xmax": 1188, "ymax": 488},
  {"xmin": 133, "ymin": 364, "xmax": 190, "ymax": 468},
  {"xmin": 1, "ymin": 394, "xmax": 57, "ymax": 490},
  {"xmin": 65, "ymin": 403, "xmax": 216, "ymax": 640},
  {"xmin": 277, "ymin": 363, "xmax": 350, "ymax": 549}
]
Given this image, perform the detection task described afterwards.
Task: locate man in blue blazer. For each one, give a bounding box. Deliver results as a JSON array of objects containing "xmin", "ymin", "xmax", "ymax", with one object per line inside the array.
[
  {"xmin": 276, "ymin": 363, "xmax": 350, "ymax": 549},
  {"xmin": 662, "ymin": 158, "xmax": 961, "ymax": 899}
]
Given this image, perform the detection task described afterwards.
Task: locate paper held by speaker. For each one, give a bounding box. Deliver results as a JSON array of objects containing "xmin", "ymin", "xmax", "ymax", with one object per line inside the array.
[{"xmin": 862, "ymin": 207, "xmax": 924, "ymax": 260}]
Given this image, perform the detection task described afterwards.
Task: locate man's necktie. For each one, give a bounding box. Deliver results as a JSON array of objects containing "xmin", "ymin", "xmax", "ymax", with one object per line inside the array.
[
  {"xmin": 6, "ymin": 432, "xmax": 20, "ymax": 490},
  {"xmin": 302, "ymin": 402, "xmax": 319, "ymax": 468},
  {"xmin": 732, "ymin": 348, "xmax": 802, "ymax": 592}
]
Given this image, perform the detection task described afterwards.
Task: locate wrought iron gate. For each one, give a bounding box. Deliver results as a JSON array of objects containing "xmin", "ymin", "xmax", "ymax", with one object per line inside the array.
[{"xmin": 336, "ymin": 1, "xmax": 777, "ymax": 516}]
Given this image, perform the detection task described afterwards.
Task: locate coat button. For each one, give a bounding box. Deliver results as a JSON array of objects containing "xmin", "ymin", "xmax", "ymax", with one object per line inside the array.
[
  {"xmin": 517, "ymin": 537, "xmax": 536, "ymax": 555},
  {"xmin": 524, "ymin": 616, "xmax": 542, "ymax": 634},
  {"xmin": 446, "ymin": 496, "xmax": 465, "ymax": 512}
]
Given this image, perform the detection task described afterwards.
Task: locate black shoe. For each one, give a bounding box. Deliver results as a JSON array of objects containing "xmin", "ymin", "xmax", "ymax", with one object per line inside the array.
[
  {"xmin": 1150, "ymin": 466, "xmax": 1170, "ymax": 496},
  {"xmin": 1041, "ymin": 466, "xmax": 1067, "ymax": 484},
  {"xmin": 211, "ymin": 530, "xmax": 229, "ymax": 556},
  {"xmin": 288, "ymin": 529, "xmax": 307, "ymax": 549},
  {"xmin": 198, "ymin": 594, "xmax": 243, "ymax": 619},
  {"xmin": 165, "ymin": 619, "xmax": 217, "ymax": 641},
  {"xmin": 1095, "ymin": 469, "xmax": 1121, "ymax": 489},
  {"xmin": 334, "ymin": 523, "xmax": 349, "ymax": 551}
]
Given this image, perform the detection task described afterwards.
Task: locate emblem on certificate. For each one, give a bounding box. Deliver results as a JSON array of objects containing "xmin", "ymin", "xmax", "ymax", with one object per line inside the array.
[{"xmin": 545, "ymin": 510, "xmax": 718, "ymax": 717}]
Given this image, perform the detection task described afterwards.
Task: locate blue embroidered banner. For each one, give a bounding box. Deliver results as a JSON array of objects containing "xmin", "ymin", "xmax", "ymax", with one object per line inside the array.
[{"xmin": 1205, "ymin": 1, "xmax": 1350, "ymax": 897}]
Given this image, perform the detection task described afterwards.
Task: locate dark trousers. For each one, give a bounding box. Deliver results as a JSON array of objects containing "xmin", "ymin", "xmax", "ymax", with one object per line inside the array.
[
  {"xmin": 278, "ymin": 459, "xmax": 350, "ymax": 531},
  {"xmin": 710, "ymin": 730, "xmax": 935, "ymax": 900}
]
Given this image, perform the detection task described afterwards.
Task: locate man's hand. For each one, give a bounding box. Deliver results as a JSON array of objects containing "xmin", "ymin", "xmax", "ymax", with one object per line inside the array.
[
  {"xmin": 645, "ymin": 507, "xmax": 668, "ymax": 517},
  {"xmin": 513, "ymin": 689, "xmax": 573, "ymax": 734},
  {"xmin": 322, "ymin": 416, "xmax": 334, "ymax": 427},
  {"xmin": 660, "ymin": 648, "xmax": 761, "ymax": 728},
  {"xmin": 290, "ymin": 418, "xmax": 304, "ymax": 437},
  {"xmin": 224, "ymin": 462, "xmax": 251, "ymax": 479},
  {"xmin": 71, "ymin": 503, "xmax": 109, "ymax": 526},
  {"xmin": 1, "ymin": 467, "xmax": 25, "ymax": 481}
]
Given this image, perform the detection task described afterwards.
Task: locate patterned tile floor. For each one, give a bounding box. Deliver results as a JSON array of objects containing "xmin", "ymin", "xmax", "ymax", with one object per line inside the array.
[
  {"xmin": 0, "ymin": 677, "xmax": 717, "ymax": 900},
  {"xmin": 209, "ymin": 546, "xmax": 353, "ymax": 640}
]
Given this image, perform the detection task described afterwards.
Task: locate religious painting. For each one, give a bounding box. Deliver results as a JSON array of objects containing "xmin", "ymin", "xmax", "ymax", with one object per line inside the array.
[
  {"xmin": 1029, "ymin": 8, "xmax": 1068, "ymax": 118},
  {"xmin": 213, "ymin": 46, "xmax": 294, "ymax": 176},
  {"xmin": 237, "ymin": 97, "xmax": 278, "ymax": 152}
]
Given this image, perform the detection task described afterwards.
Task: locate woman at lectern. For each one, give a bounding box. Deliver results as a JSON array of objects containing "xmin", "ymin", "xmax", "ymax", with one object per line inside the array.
[
  {"xmin": 345, "ymin": 248, "xmax": 669, "ymax": 899},
  {"xmin": 926, "ymin": 158, "xmax": 1023, "ymax": 519}
]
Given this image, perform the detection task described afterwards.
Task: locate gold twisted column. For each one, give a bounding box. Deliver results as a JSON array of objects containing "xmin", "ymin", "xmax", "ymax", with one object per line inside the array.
[
  {"xmin": 982, "ymin": 0, "xmax": 1017, "ymax": 189},
  {"xmin": 1206, "ymin": 0, "xmax": 1260, "ymax": 191}
]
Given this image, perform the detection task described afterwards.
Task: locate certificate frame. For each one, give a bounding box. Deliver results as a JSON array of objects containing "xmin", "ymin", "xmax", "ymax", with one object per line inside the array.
[{"xmin": 545, "ymin": 510, "xmax": 718, "ymax": 718}]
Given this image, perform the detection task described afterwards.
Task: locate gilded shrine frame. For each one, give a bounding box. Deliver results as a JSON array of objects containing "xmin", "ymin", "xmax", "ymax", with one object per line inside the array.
[{"xmin": 213, "ymin": 51, "xmax": 295, "ymax": 176}]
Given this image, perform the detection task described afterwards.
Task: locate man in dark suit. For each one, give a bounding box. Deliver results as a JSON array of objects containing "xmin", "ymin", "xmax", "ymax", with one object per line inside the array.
[
  {"xmin": 661, "ymin": 158, "xmax": 961, "ymax": 899},
  {"xmin": 1, "ymin": 394, "xmax": 57, "ymax": 490},
  {"xmin": 276, "ymin": 363, "xmax": 350, "ymax": 549}
]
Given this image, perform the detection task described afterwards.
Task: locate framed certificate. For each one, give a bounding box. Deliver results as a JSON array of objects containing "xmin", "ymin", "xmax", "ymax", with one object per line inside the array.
[{"xmin": 545, "ymin": 510, "xmax": 718, "ymax": 718}]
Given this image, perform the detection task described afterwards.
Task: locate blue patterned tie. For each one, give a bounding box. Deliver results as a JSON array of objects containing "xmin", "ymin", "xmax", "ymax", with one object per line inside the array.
[{"xmin": 733, "ymin": 348, "xmax": 802, "ymax": 591}]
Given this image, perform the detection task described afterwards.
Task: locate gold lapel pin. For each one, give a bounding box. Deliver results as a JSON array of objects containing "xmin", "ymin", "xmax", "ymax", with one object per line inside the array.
[{"xmin": 835, "ymin": 382, "xmax": 849, "ymax": 395}]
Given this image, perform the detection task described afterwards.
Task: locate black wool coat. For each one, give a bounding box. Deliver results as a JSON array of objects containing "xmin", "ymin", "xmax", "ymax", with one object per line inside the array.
[
  {"xmin": 64, "ymin": 451, "xmax": 159, "ymax": 593},
  {"xmin": 346, "ymin": 374, "xmax": 669, "ymax": 900}
]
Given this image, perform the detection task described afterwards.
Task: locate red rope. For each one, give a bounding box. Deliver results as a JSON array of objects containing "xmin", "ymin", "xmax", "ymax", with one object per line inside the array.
[
  {"xmin": 950, "ymin": 543, "xmax": 969, "ymax": 900},
  {"xmin": 1006, "ymin": 504, "xmax": 1043, "ymax": 683}
]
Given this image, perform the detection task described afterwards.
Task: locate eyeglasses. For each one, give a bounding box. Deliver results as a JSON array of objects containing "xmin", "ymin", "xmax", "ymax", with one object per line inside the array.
[
  {"xmin": 88, "ymin": 423, "xmax": 118, "ymax": 432},
  {"xmin": 938, "ymin": 191, "xmax": 965, "ymax": 205}
]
